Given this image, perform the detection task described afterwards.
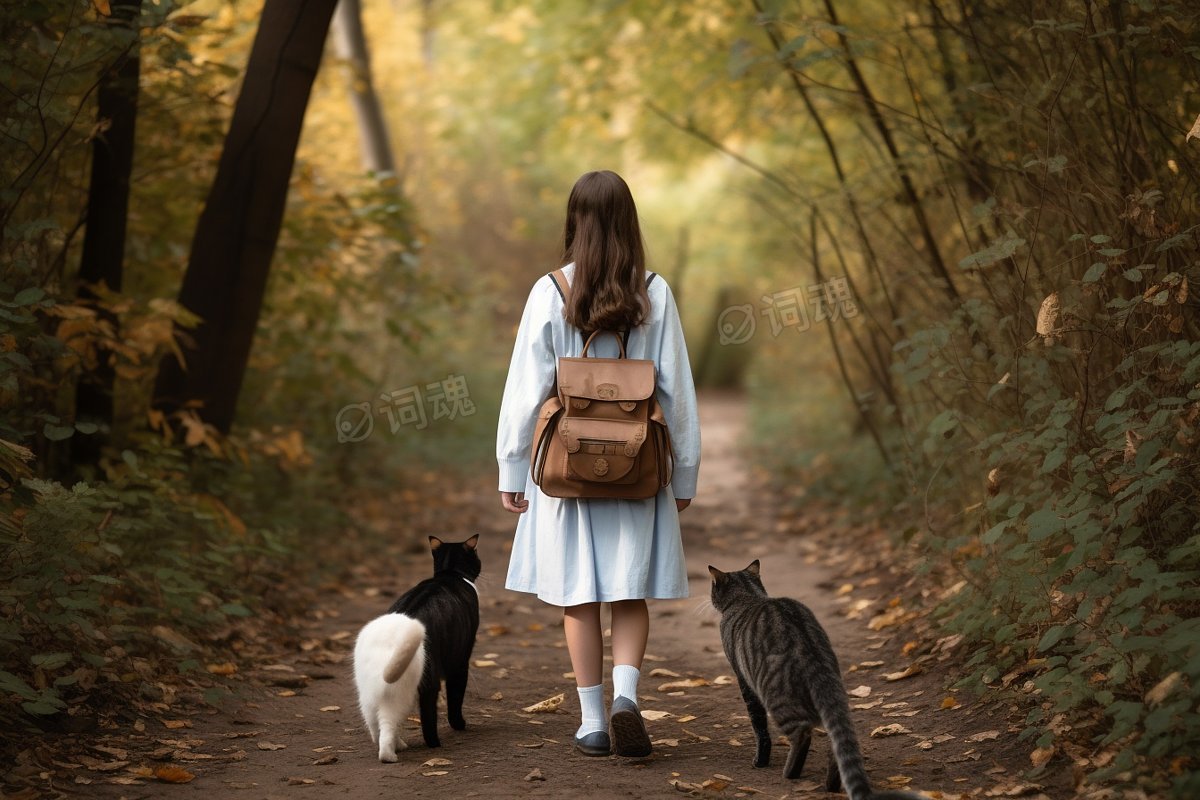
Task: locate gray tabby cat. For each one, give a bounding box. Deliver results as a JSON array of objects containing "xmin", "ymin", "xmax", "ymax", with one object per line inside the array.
[{"xmin": 709, "ymin": 560, "xmax": 926, "ymax": 800}]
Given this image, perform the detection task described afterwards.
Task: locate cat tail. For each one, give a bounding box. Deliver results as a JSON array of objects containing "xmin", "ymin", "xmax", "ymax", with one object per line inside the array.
[
  {"xmin": 382, "ymin": 618, "xmax": 426, "ymax": 684},
  {"xmin": 809, "ymin": 670, "xmax": 875, "ymax": 800}
]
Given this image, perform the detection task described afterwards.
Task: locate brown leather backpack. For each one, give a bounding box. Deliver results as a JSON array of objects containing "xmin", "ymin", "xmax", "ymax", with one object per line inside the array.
[{"xmin": 529, "ymin": 268, "xmax": 674, "ymax": 500}]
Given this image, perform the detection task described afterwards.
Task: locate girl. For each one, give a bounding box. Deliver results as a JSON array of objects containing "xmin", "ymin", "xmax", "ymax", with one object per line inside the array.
[{"xmin": 496, "ymin": 170, "xmax": 701, "ymax": 758}]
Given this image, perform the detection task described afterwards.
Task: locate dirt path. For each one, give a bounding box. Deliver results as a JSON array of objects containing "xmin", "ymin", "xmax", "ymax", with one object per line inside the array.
[{"xmin": 81, "ymin": 391, "xmax": 1071, "ymax": 800}]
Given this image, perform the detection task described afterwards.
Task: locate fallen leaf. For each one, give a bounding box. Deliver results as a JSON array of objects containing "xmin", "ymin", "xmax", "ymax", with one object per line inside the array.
[
  {"xmin": 490, "ymin": 692, "xmax": 503, "ymax": 701},
  {"xmin": 641, "ymin": 709, "xmax": 672, "ymax": 721},
  {"xmin": 522, "ymin": 693, "xmax": 564, "ymax": 713},
  {"xmin": 940, "ymin": 696, "xmax": 960, "ymax": 709},
  {"xmin": 652, "ymin": 738, "xmax": 680, "ymax": 747},
  {"xmin": 77, "ymin": 756, "xmax": 129, "ymax": 772},
  {"xmin": 728, "ymin": 738, "xmax": 742, "ymax": 746},
  {"xmin": 983, "ymin": 784, "xmax": 1045, "ymax": 797},
  {"xmin": 516, "ymin": 742, "xmax": 544, "ymax": 749},
  {"xmin": 422, "ymin": 758, "xmax": 452, "ymax": 767},
  {"xmin": 676, "ymin": 715, "xmax": 697, "ymax": 723},
  {"xmin": 256, "ymin": 741, "xmax": 286, "ymax": 751},
  {"xmin": 312, "ymin": 755, "xmax": 337, "ymax": 765},
  {"xmin": 422, "ymin": 771, "xmax": 448, "ymax": 777},
  {"xmin": 1187, "ymin": 113, "xmax": 1200, "ymax": 143},
  {"xmin": 524, "ymin": 768, "xmax": 545, "ymax": 782},
  {"xmin": 883, "ymin": 664, "xmax": 922, "ymax": 682},
  {"xmin": 319, "ymin": 705, "xmax": 340, "ymax": 712},
  {"xmin": 870, "ymin": 724, "xmax": 911, "ymax": 738},
  {"xmin": 160, "ymin": 720, "xmax": 190, "ymax": 730},
  {"xmin": 849, "ymin": 685, "xmax": 872, "ymax": 698},
  {"xmin": 967, "ymin": 730, "xmax": 1001, "ymax": 742},
  {"xmin": 473, "ymin": 659, "xmax": 498, "ymax": 667},
  {"xmin": 1146, "ymin": 672, "xmax": 1182, "ymax": 705},
  {"xmin": 649, "ymin": 668, "xmax": 681, "ymax": 678},
  {"xmin": 206, "ymin": 663, "xmax": 237, "ymax": 676},
  {"xmin": 153, "ymin": 766, "xmax": 195, "ymax": 784},
  {"xmin": 658, "ymin": 678, "xmax": 709, "ymax": 691},
  {"xmin": 1030, "ymin": 746, "xmax": 1054, "ymax": 767},
  {"xmin": 711, "ymin": 675, "xmax": 734, "ymax": 685},
  {"xmin": 701, "ymin": 778, "xmax": 728, "ymax": 791}
]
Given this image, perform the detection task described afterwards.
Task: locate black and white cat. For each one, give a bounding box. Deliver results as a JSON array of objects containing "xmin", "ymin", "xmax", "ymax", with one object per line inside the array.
[
  {"xmin": 386, "ymin": 534, "xmax": 481, "ymax": 749},
  {"xmin": 353, "ymin": 535, "xmax": 482, "ymax": 760},
  {"xmin": 709, "ymin": 560, "xmax": 926, "ymax": 800}
]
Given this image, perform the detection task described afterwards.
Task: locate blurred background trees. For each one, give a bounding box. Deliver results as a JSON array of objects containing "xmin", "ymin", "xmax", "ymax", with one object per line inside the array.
[{"xmin": 1, "ymin": 0, "xmax": 1197, "ymax": 794}]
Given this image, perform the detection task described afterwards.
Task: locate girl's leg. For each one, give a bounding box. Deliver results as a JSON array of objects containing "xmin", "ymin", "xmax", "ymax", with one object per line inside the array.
[
  {"xmin": 610, "ymin": 599, "xmax": 649, "ymax": 702},
  {"xmin": 564, "ymin": 602, "xmax": 603, "ymax": 685},
  {"xmin": 608, "ymin": 599, "xmax": 653, "ymax": 756},
  {"xmin": 610, "ymin": 599, "xmax": 649, "ymax": 668},
  {"xmin": 564, "ymin": 602, "xmax": 605, "ymax": 738}
]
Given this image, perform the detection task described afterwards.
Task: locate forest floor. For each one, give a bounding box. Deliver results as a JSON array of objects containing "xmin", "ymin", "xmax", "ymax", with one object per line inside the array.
[{"xmin": 16, "ymin": 391, "xmax": 1078, "ymax": 800}]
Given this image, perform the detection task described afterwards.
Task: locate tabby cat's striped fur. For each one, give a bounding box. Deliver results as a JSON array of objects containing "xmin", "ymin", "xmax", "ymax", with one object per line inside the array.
[{"xmin": 709, "ymin": 560, "xmax": 925, "ymax": 800}]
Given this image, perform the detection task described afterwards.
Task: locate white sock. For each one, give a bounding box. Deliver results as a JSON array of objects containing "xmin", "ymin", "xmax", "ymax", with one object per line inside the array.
[
  {"xmin": 576, "ymin": 684, "xmax": 606, "ymax": 738},
  {"xmin": 612, "ymin": 664, "xmax": 640, "ymax": 704}
]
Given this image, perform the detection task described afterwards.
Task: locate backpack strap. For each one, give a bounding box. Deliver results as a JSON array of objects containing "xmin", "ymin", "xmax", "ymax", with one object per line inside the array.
[{"xmin": 547, "ymin": 268, "xmax": 657, "ymax": 351}]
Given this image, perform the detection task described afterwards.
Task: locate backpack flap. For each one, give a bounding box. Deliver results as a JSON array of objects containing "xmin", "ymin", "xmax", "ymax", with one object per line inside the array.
[
  {"xmin": 557, "ymin": 357, "xmax": 656, "ymax": 410},
  {"xmin": 559, "ymin": 416, "xmax": 647, "ymax": 483}
]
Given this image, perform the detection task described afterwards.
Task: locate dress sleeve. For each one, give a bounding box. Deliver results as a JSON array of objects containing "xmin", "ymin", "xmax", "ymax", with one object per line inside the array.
[
  {"xmin": 655, "ymin": 280, "xmax": 701, "ymax": 499},
  {"xmin": 496, "ymin": 278, "xmax": 558, "ymax": 493}
]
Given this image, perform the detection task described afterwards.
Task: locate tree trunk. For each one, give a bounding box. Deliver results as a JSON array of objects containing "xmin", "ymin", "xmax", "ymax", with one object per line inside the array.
[
  {"xmin": 74, "ymin": 0, "xmax": 144, "ymax": 460},
  {"xmin": 154, "ymin": 0, "xmax": 339, "ymax": 433},
  {"xmin": 331, "ymin": 0, "xmax": 396, "ymax": 173}
]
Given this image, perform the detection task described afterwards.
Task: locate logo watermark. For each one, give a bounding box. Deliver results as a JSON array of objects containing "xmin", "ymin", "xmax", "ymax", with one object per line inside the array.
[
  {"xmin": 336, "ymin": 373, "xmax": 476, "ymax": 443},
  {"xmin": 717, "ymin": 276, "xmax": 859, "ymax": 345}
]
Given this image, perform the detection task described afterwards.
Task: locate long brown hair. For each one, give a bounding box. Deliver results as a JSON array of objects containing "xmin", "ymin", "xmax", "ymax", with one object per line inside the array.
[{"xmin": 560, "ymin": 170, "xmax": 651, "ymax": 334}]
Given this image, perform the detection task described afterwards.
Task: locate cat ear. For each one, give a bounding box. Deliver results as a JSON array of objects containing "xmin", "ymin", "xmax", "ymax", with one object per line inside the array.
[
  {"xmin": 428, "ymin": 536, "xmax": 443, "ymax": 551},
  {"xmin": 707, "ymin": 565, "xmax": 726, "ymax": 584},
  {"xmin": 746, "ymin": 559, "xmax": 761, "ymax": 576},
  {"xmin": 464, "ymin": 534, "xmax": 480, "ymax": 551}
]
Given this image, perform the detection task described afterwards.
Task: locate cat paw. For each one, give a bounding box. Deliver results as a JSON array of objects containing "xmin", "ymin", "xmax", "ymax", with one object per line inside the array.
[
  {"xmin": 753, "ymin": 753, "xmax": 771, "ymax": 768},
  {"xmin": 424, "ymin": 737, "xmax": 441, "ymax": 749},
  {"xmin": 449, "ymin": 716, "xmax": 467, "ymax": 731},
  {"xmin": 378, "ymin": 750, "xmax": 398, "ymax": 763}
]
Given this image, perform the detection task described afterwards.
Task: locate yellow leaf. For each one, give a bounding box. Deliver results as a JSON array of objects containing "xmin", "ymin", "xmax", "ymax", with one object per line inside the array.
[
  {"xmin": 154, "ymin": 766, "xmax": 195, "ymax": 784},
  {"xmin": 1030, "ymin": 746, "xmax": 1054, "ymax": 767},
  {"xmin": 92, "ymin": 0, "xmax": 111, "ymax": 16},
  {"xmin": 940, "ymin": 696, "xmax": 959, "ymax": 709},
  {"xmin": 521, "ymin": 693, "xmax": 564, "ymax": 713},
  {"xmin": 206, "ymin": 662, "xmax": 237, "ymax": 676},
  {"xmin": 1146, "ymin": 672, "xmax": 1182, "ymax": 705},
  {"xmin": 657, "ymin": 678, "xmax": 709, "ymax": 692},
  {"xmin": 1187, "ymin": 113, "xmax": 1200, "ymax": 143},
  {"xmin": 1035, "ymin": 292, "xmax": 1060, "ymax": 343}
]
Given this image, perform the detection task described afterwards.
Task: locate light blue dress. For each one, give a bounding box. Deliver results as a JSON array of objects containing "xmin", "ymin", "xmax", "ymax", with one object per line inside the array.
[{"xmin": 497, "ymin": 263, "xmax": 701, "ymax": 607}]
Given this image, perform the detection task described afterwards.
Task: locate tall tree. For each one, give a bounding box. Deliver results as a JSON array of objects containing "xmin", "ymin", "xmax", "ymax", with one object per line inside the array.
[
  {"xmin": 330, "ymin": 0, "xmax": 396, "ymax": 174},
  {"xmin": 74, "ymin": 0, "xmax": 144, "ymax": 459},
  {"xmin": 154, "ymin": 0, "xmax": 339, "ymax": 433}
]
